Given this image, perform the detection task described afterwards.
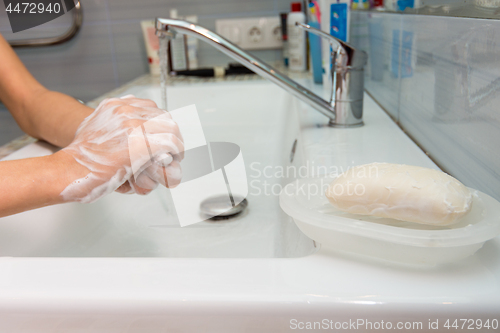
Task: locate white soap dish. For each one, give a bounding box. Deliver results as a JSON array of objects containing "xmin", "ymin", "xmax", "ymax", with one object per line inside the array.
[{"xmin": 279, "ymin": 177, "xmax": 500, "ymax": 265}]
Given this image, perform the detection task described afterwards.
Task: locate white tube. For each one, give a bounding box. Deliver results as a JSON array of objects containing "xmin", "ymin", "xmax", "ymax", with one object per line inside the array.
[
  {"xmin": 287, "ymin": 9, "xmax": 307, "ymax": 71},
  {"xmin": 141, "ymin": 20, "xmax": 161, "ymax": 76}
]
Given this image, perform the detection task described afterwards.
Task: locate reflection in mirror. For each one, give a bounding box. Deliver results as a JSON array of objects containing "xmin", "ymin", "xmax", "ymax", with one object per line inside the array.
[
  {"xmin": 350, "ymin": 11, "xmax": 500, "ymax": 202},
  {"xmin": 354, "ymin": 0, "xmax": 500, "ymax": 20}
]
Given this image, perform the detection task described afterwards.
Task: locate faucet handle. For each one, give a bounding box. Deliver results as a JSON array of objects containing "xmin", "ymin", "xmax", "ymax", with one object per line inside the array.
[{"xmin": 296, "ymin": 22, "xmax": 367, "ymax": 69}]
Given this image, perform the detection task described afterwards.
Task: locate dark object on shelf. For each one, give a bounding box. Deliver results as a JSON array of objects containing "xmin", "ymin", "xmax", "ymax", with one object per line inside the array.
[{"xmin": 172, "ymin": 63, "xmax": 256, "ymax": 77}]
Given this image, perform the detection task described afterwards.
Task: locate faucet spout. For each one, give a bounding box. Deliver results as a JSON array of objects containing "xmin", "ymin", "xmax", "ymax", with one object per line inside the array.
[{"xmin": 156, "ymin": 18, "xmax": 365, "ymax": 127}]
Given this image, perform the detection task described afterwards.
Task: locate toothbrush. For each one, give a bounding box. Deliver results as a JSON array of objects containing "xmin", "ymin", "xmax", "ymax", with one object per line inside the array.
[
  {"xmin": 311, "ymin": 0, "xmax": 321, "ymax": 23},
  {"xmin": 308, "ymin": 3, "xmax": 318, "ymax": 23}
]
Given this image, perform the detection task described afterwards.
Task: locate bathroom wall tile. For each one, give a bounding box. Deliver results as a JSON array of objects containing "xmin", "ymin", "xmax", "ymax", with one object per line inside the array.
[
  {"xmin": 14, "ymin": 22, "xmax": 116, "ymax": 102},
  {"xmin": 107, "ymin": 0, "xmax": 282, "ymax": 21},
  {"xmin": 0, "ymin": 109, "xmax": 24, "ymax": 147},
  {"xmin": 110, "ymin": 21, "xmax": 149, "ymax": 86},
  {"xmin": 79, "ymin": 0, "xmax": 110, "ymax": 23},
  {"xmin": 0, "ymin": 2, "xmax": 10, "ymax": 32},
  {"xmin": 2, "ymin": 0, "xmax": 289, "ymax": 104},
  {"xmin": 275, "ymin": 0, "xmax": 297, "ymax": 12}
]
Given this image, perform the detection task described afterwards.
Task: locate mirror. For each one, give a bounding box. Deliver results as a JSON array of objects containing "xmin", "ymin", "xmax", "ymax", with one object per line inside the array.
[{"xmin": 353, "ymin": 0, "xmax": 500, "ymax": 20}]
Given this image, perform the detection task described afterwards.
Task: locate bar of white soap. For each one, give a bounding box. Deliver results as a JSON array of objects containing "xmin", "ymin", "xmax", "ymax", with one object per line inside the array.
[{"xmin": 325, "ymin": 163, "xmax": 472, "ymax": 226}]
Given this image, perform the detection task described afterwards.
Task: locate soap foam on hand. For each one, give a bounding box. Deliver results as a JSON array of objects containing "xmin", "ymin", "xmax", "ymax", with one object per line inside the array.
[
  {"xmin": 325, "ymin": 163, "xmax": 473, "ymax": 226},
  {"xmin": 61, "ymin": 95, "xmax": 184, "ymax": 203}
]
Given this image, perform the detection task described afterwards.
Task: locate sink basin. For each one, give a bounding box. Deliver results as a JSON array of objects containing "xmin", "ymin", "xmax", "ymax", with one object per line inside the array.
[
  {"xmin": 1, "ymin": 80, "xmax": 315, "ymax": 258},
  {"xmin": 0, "ymin": 78, "xmax": 499, "ymax": 332}
]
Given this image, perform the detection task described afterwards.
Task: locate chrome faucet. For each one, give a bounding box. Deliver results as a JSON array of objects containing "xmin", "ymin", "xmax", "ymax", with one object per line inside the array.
[{"xmin": 156, "ymin": 19, "xmax": 367, "ymax": 127}]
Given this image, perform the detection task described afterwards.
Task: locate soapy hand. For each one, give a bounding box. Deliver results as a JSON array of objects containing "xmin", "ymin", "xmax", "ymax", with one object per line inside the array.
[{"xmin": 60, "ymin": 95, "xmax": 184, "ymax": 203}]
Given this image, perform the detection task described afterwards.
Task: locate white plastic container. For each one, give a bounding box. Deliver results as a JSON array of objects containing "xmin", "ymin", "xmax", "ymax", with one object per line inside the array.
[
  {"xmin": 287, "ymin": 2, "xmax": 306, "ymax": 71},
  {"xmin": 280, "ymin": 177, "xmax": 500, "ymax": 265}
]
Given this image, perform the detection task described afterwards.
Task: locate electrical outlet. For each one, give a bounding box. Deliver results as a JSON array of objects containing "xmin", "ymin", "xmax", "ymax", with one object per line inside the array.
[
  {"xmin": 216, "ymin": 17, "xmax": 283, "ymax": 50},
  {"xmin": 248, "ymin": 26, "xmax": 263, "ymax": 43},
  {"xmin": 272, "ymin": 25, "xmax": 282, "ymax": 42}
]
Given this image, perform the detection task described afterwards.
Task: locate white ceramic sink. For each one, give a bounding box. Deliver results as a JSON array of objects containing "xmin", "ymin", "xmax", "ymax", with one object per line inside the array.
[
  {"xmin": 0, "ymin": 81, "xmax": 314, "ymax": 258},
  {"xmin": 0, "ymin": 79, "xmax": 499, "ymax": 332}
]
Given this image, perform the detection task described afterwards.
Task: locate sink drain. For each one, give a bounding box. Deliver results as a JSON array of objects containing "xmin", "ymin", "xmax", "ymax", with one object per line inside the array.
[{"xmin": 200, "ymin": 195, "xmax": 248, "ymax": 220}]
